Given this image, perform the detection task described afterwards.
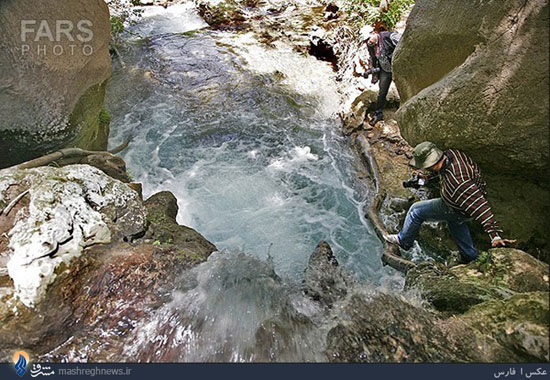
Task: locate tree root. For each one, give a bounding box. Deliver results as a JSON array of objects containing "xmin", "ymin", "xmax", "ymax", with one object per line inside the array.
[
  {"xmin": 0, "ymin": 190, "xmax": 29, "ymax": 216},
  {"xmin": 356, "ymin": 134, "xmax": 416, "ymax": 274},
  {"xmin": 3, "ymin": 137, "xmax": 134, "ymax": 184},
  {"xmin": 9, "ymin": 137, "xmax": 132, "ymax": 171}
]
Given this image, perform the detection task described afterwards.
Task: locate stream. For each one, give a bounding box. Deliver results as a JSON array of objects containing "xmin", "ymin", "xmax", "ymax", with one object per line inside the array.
[{"xmin": 105, "ymin": 2, "xmax": 402, "ymax": 361}]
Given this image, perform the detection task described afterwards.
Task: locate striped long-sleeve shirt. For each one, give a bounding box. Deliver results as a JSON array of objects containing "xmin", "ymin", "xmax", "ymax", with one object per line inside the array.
[{"xmin": 439, "ymin": 149, "xmax": 503, "ymax": 240}]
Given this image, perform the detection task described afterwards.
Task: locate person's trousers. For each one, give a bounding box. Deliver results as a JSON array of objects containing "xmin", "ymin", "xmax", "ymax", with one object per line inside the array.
[
  {"xmin": 397, "ymin": 198, "xmax": 478, "ymax": 262},
  {"xmin": 374, "ymin": 70, "xmax": 392, "ymax": 117}
]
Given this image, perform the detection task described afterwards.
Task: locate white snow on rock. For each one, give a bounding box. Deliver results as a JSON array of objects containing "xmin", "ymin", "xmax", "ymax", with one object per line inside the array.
[{"xmin": 0, "ymin": 165, "xmax": 142, "ymax": 307}]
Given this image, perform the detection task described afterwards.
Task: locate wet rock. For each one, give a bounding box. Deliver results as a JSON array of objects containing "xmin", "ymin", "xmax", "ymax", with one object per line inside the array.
[
  {"xmin": 0, "ymin": 0, "xmax": 111, "ymax": 167},
  {"xmin": 124, "ymin": 251, "xmax": 323, "ymax": 362},
  {"xmin": 388, "ymin": 197, "xmax": 411, "ymax": 213},
  {"xmin": 196, "ymin": 0, "xmax": 247, "ymax": 29},
  {"xmin": 0, "ymin": 166, "xmax": 217, "ymax": 361},
  {"xmin": 393, "ymin": 0, "xmax": 550, "ymax": 255},
  {"xmin": 459, "ymin": 292, "xmax": 549, "ymax": 361},
  {"xmin": 404, "ymin": 262, "xmax": 512, "ymax": 315},
  {"xmin": 405, "ymin": 248, "xmax": 549, "ymax": 315},
  {"xmin": 302, "ymin": 241, "xmax": 356, "ymax": 308},
  {"xmin": 87, "ymin": 154, "xmax": 131, "ymax": 183},
  {"xmin": 325, "ymin": 3, "xmax": 339, "ymax": 14},
  {"xmin": 325, "ymin": 292, "xmax": 492, "ymax": 362},
  {"xmin": 453, "ymin": 248, "xmax": 549, "ymax": 294},
  {"xmin": 308, "ymin": 28, "xmax": 337, "ymax": 65},
  {"xmin": 144, "ymin": 191, "xmax": 217, "ymax": 255}
]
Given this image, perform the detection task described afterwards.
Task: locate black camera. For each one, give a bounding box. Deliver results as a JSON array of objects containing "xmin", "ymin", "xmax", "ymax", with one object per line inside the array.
[
  {"xmin": 402, "ymin": 176, "xmax": 426, "ymax": 189},
  {"xmin": 363, "ymin": 67, "xmax": 380, "ymax": 78}
]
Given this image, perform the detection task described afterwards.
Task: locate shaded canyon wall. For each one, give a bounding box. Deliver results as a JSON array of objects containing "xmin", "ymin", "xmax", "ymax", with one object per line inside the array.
[{"xmin": 0, "ymin": 0, "xmax": 111, "ymax": 168}]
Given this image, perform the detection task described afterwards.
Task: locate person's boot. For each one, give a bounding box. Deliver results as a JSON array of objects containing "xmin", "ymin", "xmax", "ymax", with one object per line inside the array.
[
  {"xmin": 383, "ymin": 234, "xmax": 403, "ymax": 249},
  {"xmin": 369, "ymin": 112, "xmax": 383, "ymax": 126}
]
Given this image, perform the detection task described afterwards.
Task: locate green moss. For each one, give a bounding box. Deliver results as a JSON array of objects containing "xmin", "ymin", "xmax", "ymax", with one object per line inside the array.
[
  {"xmin": 68, "ymin": 80, "xmax": 110, "ymax": 152},
  {"xmin": 148, "ymin": 210, "xmax": 170, "ymax": 226},
  {"xmin": 176, "ymin": 249, "xmax": 205, "ymax": 261},
  {"xmin": 473, "ymin": 251, "xmax": 493, "ymax": 273},
  {"xmin": 344, "ymin": 0, "xmax": 414, "ymax": 29},
  {"xmin": 98, "ymin": 109, "xmax": 111, "ymax": 126}
]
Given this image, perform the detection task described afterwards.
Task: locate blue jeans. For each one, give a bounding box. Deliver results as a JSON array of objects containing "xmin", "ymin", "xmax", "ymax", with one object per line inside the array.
[{"xmin": 397, "ymin": 198, "xmax": 478, "ymax": 262}]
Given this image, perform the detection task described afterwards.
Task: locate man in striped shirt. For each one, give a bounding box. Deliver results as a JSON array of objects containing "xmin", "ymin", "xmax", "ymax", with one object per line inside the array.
[{"xmin": 384, "ymin": 141, "xmax": 515, "ymax": 262}]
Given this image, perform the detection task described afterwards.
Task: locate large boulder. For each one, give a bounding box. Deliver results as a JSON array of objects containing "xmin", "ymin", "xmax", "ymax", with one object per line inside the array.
[
  {"xmin": 302, "ymin": 241, "xmax": 356, "ymax": 309},
  {"xmin": 324, "ymin": 292, "xmax": 517, "ymax": 362},
  {"xmin": 303, "ymin": 243, "xmax": 520, "ymax": 362},
  {"xmin": 459, "ymin": 292, "xmax": 549, "ymax": 362},
  {"xmin": 392, "ymin": 0, "xmax": 550, "ymax": 254},
  {"xmin": 404, "ymin": 248, "xmax": 549, "ymax": 315},
  {"xmin": 143, "ymin": 191, "xmax": 217, "ymax": 254},
  {"xmin": 0, "ymin": 165, "xmax": 217, "ymax": 360},
  {"xmin": 0, "ymin": 0, "xmax": 111, "ymax": 168},
  {"xmin": 0, "ymin": 165, "xmax": 147, "ymax": 307},
  {"xmin": 404, "ymin": 262, "xmax": 512, "ymax": 315},
  {"xmin": 450, "ymin": 248, "xmax": 549, "ymax": 294}
]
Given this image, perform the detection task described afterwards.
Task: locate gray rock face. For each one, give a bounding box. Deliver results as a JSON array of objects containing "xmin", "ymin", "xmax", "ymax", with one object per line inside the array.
[
  {"xmin": 459, "ymin": 292, "xmax": 549, "ymax": 362},
  {"xmin": 0, "ymin": 0, "xmax": 111, "ymax": 167},
  {"xmin": 0, "ymin": 165, "xmax": 147, "ymax": 307},
  {"xmin": 405, "ymin": 248, "xmax": 549, "ymax": 316},
  {"xmin": 392, "ymin": 0, "xmax": 549, "ymax": 253},
  {"xmin": 0, "ymin": 165, "xmax": 217, "ymax": 360},
  {"xmin": 302, "ymin": 241, "xmax": 356, "ymax": 309},
  {"xmin": 325, "ymin": 292, "xmax": 499, "ymax": 362}
]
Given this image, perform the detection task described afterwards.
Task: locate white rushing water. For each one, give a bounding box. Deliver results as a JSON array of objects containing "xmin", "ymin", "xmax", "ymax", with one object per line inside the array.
[
  {"xmin": 108, "ymin": 6, "xmax": 386, "ymax": 282},
  {"xmin": 104, "ymin": 2, "xmax": 403, "ymax": 361}
]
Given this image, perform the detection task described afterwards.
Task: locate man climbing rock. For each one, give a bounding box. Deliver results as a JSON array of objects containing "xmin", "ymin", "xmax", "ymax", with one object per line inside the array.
[
  {"xmin": 384, "ymin": 141, "xmax": 516, "ymax": 263},
  {"xmin": 354, "ymin": 24, "xmax": 401, "ymax": 126}
]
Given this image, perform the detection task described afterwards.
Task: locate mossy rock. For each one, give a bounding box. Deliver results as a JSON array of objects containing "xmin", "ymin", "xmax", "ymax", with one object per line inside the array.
[
  {"xmin": 405, "ymin": 261, "xmax": 512, "ymax": 315},
  {"xmin": 405, "ymin": 248, "xmax": 548, "ymax": 316},
  {"xmin": 144, "ymin": 191, "xmax": 217, "ymax": 257},
  {"xmin": 197, "ymin": 0, "xmax": 247, "ymax": 28},
  {"xmin": 459, "ymin": 292, "xmax": 549, "ymax": 362},
  {"xmin": 325, "ymin": 292, "xmax": 484, "ymax": 362},
  {"xmin": 68, "ymin": 81, "xmax": 110, "ymax": 152},
  {"xmin": 450, "ymin": 248, "xmax": 549, "ymax": 294}
]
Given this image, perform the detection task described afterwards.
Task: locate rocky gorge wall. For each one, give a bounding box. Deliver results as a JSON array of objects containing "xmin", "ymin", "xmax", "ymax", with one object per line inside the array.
[
  {"xmin": 0, "ymin": 0, "xmax": 111, "ymax": 168},
  {"xmin": 392, "ymin": 0, "xmax": 550, "ymax": 256}
]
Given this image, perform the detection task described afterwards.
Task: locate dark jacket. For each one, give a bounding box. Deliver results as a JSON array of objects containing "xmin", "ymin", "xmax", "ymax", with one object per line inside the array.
[{"xmin": 368, "ymin": 31, "xmax": 401, "ymax": 73}]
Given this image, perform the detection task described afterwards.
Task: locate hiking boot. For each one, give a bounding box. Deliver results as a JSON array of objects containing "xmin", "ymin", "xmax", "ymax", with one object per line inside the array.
[
  {"xmin": 369, "ymin": 113, "xmax": 383, "ymax": 126},
  {"xmin": 383, "ymin": 233, "xmax": 403, "ymax": 249}
]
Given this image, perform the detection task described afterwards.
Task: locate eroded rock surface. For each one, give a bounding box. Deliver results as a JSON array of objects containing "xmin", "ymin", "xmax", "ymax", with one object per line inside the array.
[
  {"xmin": 0, "ymin": 0, "xmax": 111, "ymax": 167},
  {"xmin": 0, "ymin": 165, "xmax": 145, "ymax": 307},
  {"xmin": 0, "ymin": 164, "xmax": 216, "ymax": 361},
  {"xmin": 459, "ymin": 291, "xmax": 549, "ymax": 362},
  {"xmin": 302, "ymin": 241, "xmax": 356, "ymax": 309},
  {"xmin": 405, "ymin": 248, "xmax": 549, "ymax": 315},
  {"xmin": 402, "ymin": 248, "xmax": 549, "ymax": 361}
]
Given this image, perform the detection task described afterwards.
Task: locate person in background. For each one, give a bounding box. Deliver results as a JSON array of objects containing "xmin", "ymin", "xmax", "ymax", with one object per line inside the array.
[
  {"xmin": 384, "ymin": 141, "xmax": 516, "ymax": 263},
  {"xmin": 354, "ymin": 23, "xmax": 401, "ymax": 126}
]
